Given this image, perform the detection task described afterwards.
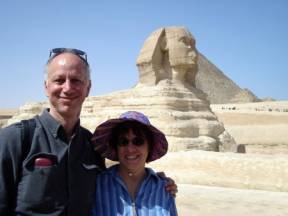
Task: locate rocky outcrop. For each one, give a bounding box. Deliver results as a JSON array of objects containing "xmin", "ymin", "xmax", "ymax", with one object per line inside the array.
[{"xmin": 6, "ymin": 102, "xmax": 48, "ymax": 126}]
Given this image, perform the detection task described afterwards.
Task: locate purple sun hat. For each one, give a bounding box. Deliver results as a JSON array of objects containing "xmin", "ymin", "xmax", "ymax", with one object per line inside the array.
[{"xmin": 91, "ymin": 111, "xmax": 168, "ymax": 162}]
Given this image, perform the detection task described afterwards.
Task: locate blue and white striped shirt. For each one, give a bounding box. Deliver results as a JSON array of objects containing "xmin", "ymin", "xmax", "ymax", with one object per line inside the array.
[{"xmin": 91, "ymin": 164, "xmax": 177, "ymax": 216}]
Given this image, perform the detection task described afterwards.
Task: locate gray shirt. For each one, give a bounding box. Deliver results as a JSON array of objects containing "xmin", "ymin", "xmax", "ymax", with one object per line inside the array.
[{"xmin": 0, "ymin": 109, "xmax": 105, "ymax": 216}]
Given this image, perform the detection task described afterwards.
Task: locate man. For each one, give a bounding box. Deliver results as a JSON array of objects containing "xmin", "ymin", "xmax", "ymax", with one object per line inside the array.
[
  {"xmin": 0, "ymin": 48, "xmax": 176, "ymax": 215},
  {"xmin": 0, "ymin": 48, "xmax": 105, "ymax": 215}
]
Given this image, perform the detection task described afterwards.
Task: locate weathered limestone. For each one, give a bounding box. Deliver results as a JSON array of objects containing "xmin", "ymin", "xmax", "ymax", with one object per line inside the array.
[
  {"xmin": 149, "ymin": 150, "xmax": 288, "ymax": 192},
  {"xmin": 6, "ymin": 102, "xmax": 48, "ymax": 126},
  {"xmin": 136, "ymin": 27, "xmax": 197, "ymax": 87},
  {"xmin": 82, "ymin": 83, "xmax": 227, "ymax": 151}
]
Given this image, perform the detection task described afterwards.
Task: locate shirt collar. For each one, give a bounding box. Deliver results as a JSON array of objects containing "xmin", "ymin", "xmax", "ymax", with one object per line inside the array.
[
  {"xmin": 40, "ymin": 108, "xmax": 80, "ymax": 138},
  {"xmin": 108, "ymin": 164, "xmax": 160, "ymax": 181}
]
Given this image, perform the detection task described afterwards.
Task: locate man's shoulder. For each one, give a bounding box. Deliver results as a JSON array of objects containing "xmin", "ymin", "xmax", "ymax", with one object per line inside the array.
[
  {"xmin": 0, "ymin": 117, "xmax": 38, "ymax": 143},
  {"xmin": 0, "ymin": 121, "xmax": 25, "ymax": 155},
  {"xmin": 79, "ymin": 125, "xmax": 92, "ymax": 137},
  {"xmin": 0, "ymin": 121, "xmax": 23, "ymax": 136}
]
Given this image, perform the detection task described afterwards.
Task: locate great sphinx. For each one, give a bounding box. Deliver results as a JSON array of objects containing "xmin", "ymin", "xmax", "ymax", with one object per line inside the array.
[{"xmin": 82, "ymin": 26, "xmax": 236, "ymax": 152}]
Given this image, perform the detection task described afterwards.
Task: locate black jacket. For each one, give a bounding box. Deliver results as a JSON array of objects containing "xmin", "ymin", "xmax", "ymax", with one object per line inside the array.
[{"xmin": 0, "ymin": 109, "xmax": 105, "ymax": 216}]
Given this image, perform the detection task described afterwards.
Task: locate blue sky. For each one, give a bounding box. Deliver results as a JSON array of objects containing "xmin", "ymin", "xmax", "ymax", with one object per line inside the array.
[{"xmin": 0, "ymin": 0, "xmax": 287, "ymax": 108}]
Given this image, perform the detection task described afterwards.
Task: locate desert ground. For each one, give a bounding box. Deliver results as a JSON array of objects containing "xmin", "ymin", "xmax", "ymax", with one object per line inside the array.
[
  {"xmin": 177, "ymin": 101, "xmax": 288, "ymax": 215},
  {"xmin": 176, "ymin": 184, "xmax": 288, "ymax": 216},
  {"xmin": 211, "ymin": 101, "xmax": 288, "ymax": 154},
  {"xmin": 1, "ymin": 101, "xmax": 288, "ymax": 215}
]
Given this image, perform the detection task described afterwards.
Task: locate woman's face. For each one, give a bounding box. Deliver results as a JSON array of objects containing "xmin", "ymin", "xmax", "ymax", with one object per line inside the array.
[{"xmin": 117, "ymin": 129, "xmax": 149, "ymax": 174}]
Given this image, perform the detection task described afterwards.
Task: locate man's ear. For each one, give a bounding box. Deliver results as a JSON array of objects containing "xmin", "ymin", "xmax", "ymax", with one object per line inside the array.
[
  {"xmin": 86, "ymin": 80, "xmax": 91, "ymax": 97},
  {"xmin": 44, "ymin": 80, "xmax": 49, "ymax": 97}
]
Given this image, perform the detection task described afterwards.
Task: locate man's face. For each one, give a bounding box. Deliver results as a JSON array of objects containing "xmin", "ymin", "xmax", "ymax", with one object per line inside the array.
[
  {"xmin": 166, "ymin": 28, "xmax": 197, "ymax": 69},
  {"xmin": 45, "ymin": 53, "xmax": 91, "ymax": 120}
]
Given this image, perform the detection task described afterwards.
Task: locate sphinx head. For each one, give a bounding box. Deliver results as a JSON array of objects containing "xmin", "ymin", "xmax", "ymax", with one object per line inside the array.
[{"xmin": 136, "ymin": 26, "xmax": 198, "ymax": 86}]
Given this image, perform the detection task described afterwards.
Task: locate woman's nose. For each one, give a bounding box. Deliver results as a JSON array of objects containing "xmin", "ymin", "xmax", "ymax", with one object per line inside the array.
[{"xmin": 126, "ymin": 142, "xmax": 136, "ymax": 151}]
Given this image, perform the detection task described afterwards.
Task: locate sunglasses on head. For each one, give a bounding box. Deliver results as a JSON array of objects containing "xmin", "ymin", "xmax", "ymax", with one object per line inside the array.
[
  {"xmin": 117, "ymin": 137, "xmax": 146, "ymax": 147},
  {"xmin": 48, "ymin": 48, "xmax": 89, "ymax": 65}
]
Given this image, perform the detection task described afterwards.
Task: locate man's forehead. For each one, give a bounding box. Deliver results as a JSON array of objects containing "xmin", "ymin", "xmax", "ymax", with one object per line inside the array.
[
  {"xmin": 58, "ymin": 58, "xmax": 67, "ymax": 66},
  {"xmin": 47, "ymin": 54, "xmax": 87, "ymax": 74},
  {"xmin": 51, "ymin": 53, "xmax": 84, "ymax": 65}
]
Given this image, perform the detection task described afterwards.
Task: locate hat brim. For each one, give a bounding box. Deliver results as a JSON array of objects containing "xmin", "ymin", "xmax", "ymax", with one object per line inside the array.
[{"xmin": 92, "ymin": 118, "xmax": 168, "ymax": 162}]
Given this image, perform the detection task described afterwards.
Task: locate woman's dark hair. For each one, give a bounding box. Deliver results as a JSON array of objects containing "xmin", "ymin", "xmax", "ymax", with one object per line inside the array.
[{"xmin": 109, "ymin": 121, "xmax": 153, "ymax": 161}]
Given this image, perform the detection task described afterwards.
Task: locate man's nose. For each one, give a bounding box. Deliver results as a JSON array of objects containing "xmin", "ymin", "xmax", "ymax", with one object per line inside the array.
[{"xmin": 63, "ymin": 80, "xmax": 72, "ymax": 91}]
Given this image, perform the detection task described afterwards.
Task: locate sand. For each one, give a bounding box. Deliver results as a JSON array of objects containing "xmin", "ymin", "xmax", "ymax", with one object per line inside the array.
[
  {"xmin": 177, "ymin": 184, "xmax": 288, "ymax": 216},
  {"xmin": 211, "ymin": 101, "xmax": 288, "ymax": 154}
]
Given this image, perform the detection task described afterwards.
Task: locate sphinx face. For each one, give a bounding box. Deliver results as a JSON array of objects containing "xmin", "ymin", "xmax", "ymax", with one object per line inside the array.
[{"xmin": 166, "ymin": 28, "xmax": 197, "ymax": 70}]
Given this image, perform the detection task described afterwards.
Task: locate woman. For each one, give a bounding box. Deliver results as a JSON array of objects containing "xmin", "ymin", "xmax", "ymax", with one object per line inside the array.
[{"xmin": 91, "ymin": 111, "xmax": 177, "ymax": 215}]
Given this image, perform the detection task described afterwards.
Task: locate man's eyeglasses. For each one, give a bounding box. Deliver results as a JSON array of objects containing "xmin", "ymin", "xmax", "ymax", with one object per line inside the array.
[
  {"xmin": 117, "ymin": 137, "xmax": 146, "ymax": 147},
  {"xmin": 48, "ymin": 48, "xmax": 89, "ymax": 65}
]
